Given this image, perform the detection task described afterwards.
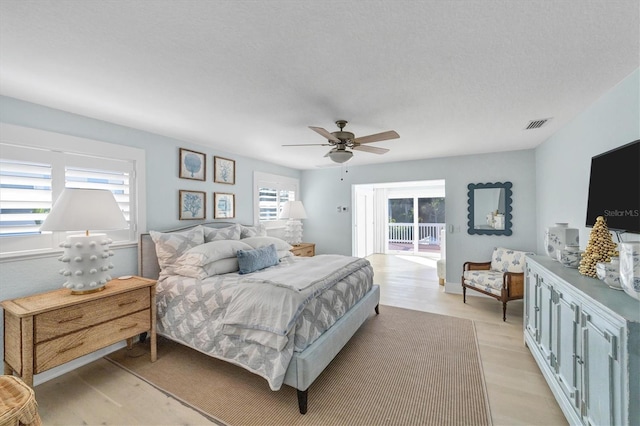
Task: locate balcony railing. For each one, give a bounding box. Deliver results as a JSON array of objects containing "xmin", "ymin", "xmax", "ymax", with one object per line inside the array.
[{"xmin": 388, "ymin": 223, "xmax": 445, "ymax": 246}]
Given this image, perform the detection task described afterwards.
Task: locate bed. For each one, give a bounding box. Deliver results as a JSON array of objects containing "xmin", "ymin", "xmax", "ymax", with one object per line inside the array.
[{"xmin": 138, "ymin": 222, "xmax": 380, "ymax": 414}]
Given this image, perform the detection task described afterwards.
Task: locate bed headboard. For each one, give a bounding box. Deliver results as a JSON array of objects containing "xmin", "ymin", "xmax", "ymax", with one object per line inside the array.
[{"xmin": 138, "ymin": 222, "xmax": 241, "ymax": 279}]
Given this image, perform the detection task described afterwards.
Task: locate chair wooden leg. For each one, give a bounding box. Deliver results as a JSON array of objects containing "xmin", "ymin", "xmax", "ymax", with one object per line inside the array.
[
  {"xmin": 463, "ymin": 286, "xmax": 467, "ymax": 303},
  {"xmin": 502, "ymin": 302, "xmax": 507, "ymax": 321}
]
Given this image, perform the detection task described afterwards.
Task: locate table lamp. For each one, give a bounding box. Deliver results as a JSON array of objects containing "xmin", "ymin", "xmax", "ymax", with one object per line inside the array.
[
  {"xmin": 39, "ymin": 188, "xmax": 128, "ymax": 294},
  {"xmin": 280, "ymin": 200, "xmax": 307, "ymax": 245}
]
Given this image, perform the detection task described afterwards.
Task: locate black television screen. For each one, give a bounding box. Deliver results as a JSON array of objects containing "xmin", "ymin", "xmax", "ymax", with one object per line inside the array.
[{"xmin": 585, "ymin": 140, "xmax": 640, "ymax": 233}]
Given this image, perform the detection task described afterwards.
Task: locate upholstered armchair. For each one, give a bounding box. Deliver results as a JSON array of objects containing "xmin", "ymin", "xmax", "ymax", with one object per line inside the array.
[{"xmin": 461, "ymin": 247, "xmax": 529, "ymax": 321}]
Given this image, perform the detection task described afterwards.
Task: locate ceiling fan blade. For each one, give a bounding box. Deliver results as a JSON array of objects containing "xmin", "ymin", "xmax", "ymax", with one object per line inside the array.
[
  {"xmin": 282, "ymin": 143, "xmax": 332, "ymax": 147},
  {"xmin": 354, "ymin": 130, "xmax": 399, "ymax": 144},
  {"xmin": 353, "ymin": 145, "xmax": 389, "ymax": 155},
  {"xmin": 309, "ymin": 126, "xmax": 341, "ymax": 143}
]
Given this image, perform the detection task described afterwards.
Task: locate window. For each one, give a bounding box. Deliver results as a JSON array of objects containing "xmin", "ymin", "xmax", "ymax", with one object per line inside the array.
[
  {"xmin": 253, "ymin": 172, "xmax": 299, "ymax": 224},
  {"xmin": 0, "ymin": 124, "xmax": 146, "ymax": 258}
]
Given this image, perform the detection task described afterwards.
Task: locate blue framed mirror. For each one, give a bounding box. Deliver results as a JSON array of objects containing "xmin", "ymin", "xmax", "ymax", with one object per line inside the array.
[{"xmin": 467, "ymin": 182, "xmax": 513, "ymax": 235}]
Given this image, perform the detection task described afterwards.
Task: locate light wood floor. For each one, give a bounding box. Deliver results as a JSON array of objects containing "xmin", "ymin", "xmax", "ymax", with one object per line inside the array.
[{"xmin": 33, "ymin": 254, "xmax": 567, "ymax": 425}]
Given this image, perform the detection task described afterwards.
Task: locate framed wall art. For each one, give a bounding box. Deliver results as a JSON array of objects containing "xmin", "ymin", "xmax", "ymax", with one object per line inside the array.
[
  {"xmin": 214, "ymin": 156, "xmax": 235, "ymax": 184},
  {"xmin": 179, "ymin": 190, "xmax": 206, "ymax": 220},
  {"xmin": 179, "ymin": 148, "xmax": 206, "ymax": 181},
  {"xmin": 214, "ymin": 192, "xmax": 235, "ymax": 219}
]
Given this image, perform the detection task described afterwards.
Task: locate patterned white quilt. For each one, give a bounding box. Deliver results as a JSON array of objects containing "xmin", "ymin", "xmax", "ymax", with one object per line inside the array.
[{"xmin": 155, "ymin": 255, "xmax": 374, "ymax": 390}]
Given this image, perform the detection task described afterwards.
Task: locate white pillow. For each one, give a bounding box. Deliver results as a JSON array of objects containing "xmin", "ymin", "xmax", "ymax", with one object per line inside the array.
[
  {"xmin": 240, "ymin": 223, "xmax": 267, "ymax": 238},
  {"xmin": 277, "ymin": 250, "xmax": 293, "ymax": 259},
  {"xmin": 150, "ymin": 226, "xmax": 205, "ymax": 272},
  {"xmin": 174, "ymin": 257, "xmax": 239, "ymax": 279},
  {"xmin": 203, "ymin": 224, "xmax": 241, "ymax": 242},
  {"xmin": 241, "ymin": 236, "xmax": 292, "ymax": 252},
  {"xmin": 176, "ymin": 239, "xmax": 253, "ymax": 266}
]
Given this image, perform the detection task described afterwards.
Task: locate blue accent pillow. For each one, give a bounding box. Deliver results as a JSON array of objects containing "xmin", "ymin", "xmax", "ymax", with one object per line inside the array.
[{"xmin": 237, "ymin": 244, "xmax": 279, "ymax": 274}]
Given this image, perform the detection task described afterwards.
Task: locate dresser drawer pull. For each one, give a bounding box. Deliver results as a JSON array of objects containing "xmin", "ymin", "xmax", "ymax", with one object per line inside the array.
[
  {"xmin": 120, "ymin": 323, "xmax": 138, "ymax": 331},
  {"xmin": 58, "ymin": 315, "xmax": 83, "ymax": 324},
  {"xmin": 58, "ymin": 342, "xmax": 84, "ymax": 354},
  {"xmin": 118, "ymin": 300, "xmax": 137, "ymax": 307}
]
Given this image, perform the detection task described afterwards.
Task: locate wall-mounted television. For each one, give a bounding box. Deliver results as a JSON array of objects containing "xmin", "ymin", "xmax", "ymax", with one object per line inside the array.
[{"xmin": 585, "ymin": 140, "xmax": 640, "ymax": 233}]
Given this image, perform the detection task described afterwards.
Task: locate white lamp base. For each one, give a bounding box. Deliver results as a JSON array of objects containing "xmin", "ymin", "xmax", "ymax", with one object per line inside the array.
[
  {"xmin": 285, "ymin": 219, "xmax": 303, "ymax": 246},
  {"xmin": 58, "ymin": 234, "xmax": 115, "ymax": 294}
]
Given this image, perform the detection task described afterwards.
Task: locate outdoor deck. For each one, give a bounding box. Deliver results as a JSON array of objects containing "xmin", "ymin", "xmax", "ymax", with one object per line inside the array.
[{"xmin": 388, "ymin": 241, "xmax": 441, "ymax": 256}]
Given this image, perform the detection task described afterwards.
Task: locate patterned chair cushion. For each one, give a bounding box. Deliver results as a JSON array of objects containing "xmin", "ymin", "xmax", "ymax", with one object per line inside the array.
[
  {"xmin": 463, "ymin": 270, "xmax": 504, "ymax": 296},
  {"xmin": 490, "ymin": 247, "xmax": 528, "ymax": 273}
]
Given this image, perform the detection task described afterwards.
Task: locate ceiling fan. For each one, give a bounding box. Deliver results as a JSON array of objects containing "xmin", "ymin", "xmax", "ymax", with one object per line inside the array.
[{"xmin": 283, "ymin": 120, "xmax": 400, "ymax": 163}]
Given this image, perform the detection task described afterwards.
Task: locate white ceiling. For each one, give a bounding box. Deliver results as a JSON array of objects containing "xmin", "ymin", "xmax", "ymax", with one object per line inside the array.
[{"xmin": 1, "ymin": 1, "xmax": 638, "ymax": 170}]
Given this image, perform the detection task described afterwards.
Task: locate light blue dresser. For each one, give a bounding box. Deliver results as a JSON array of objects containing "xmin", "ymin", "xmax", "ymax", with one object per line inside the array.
[{"xmin": 524, "ymin": 255, "xmax": 639, "ymax": 426}]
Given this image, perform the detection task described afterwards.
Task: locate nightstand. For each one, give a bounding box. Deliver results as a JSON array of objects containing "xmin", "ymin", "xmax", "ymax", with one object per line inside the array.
[
  {"xmin": 1, "ymin": 276, "xmax": 157, "ymax": 387},
  {"xmin": 290, "ymin": 242, "xmax": 315, "ymax": 257}
]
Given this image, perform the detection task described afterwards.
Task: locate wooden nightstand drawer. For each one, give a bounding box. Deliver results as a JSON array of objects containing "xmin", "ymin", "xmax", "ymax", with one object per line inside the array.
[
  {"xmin": 35, "ymin": 288, "xmax": 150, "ymax": 343},
  {"xmin": 290, "ymin": 243, "xmax": 315, "ymax": 257},
  {"xmin": 35, "ymin": 310, "xmax": 150, "ymax": 372},
  {"xmin": 2, "ymin": 276, "xmax": 157, "ymax": 386}
]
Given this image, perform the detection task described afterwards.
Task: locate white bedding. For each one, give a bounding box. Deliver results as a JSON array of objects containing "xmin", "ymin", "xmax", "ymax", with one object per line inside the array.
[
  {"xmin": 155, "ymin": 255, "xmax": 374, "ymax": 390},
  {"xmin": 222, "ymin": 255, "xmax": 368, "ymax": 349}
]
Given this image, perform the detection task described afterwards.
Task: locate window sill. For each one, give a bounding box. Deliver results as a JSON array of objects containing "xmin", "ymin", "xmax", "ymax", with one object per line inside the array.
[{"xmin": 0, "ymin": 241, "xmax": 138, "ymax": 263}]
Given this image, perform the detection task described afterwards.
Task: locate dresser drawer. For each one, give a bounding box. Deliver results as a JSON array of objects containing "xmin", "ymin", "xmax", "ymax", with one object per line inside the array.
[
  {"xmin": 35, "ymin": 288, "xmax": 150, "ymax": 343},
  {"xmin": 35, "ymin": 310, "xmax": 150, "ymax": 372}
]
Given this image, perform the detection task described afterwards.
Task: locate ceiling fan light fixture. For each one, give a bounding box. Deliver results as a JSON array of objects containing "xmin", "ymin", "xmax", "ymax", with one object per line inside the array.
[{"xmin": 328, "ymin": 149, "xmax": 353, "ymax": 163}]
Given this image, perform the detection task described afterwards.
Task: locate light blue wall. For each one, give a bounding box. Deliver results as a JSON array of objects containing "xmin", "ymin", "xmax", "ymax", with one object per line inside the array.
[
  {"xmin": 535, "ymin": 69, "xmax": 640, "ymax": 251},
  {"xmin": 0, "ymin": 96, "xmax": 301, "ymax": 231},
  {"xmin": 301, "ymin": 149, "xmax": 538, "ymax": 293},
  {"xmin": 0, "ymin": 96, "xmax": 300, "ymax": 365},
  {"xmin": 0, "ymin": 66, "xmax": 637, "ymax": 380}
]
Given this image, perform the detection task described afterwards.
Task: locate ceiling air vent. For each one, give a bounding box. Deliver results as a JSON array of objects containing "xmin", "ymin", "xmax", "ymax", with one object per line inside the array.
[{"xmin": 525, "ymin": 118, "xmax": 551, "ymax": 130}]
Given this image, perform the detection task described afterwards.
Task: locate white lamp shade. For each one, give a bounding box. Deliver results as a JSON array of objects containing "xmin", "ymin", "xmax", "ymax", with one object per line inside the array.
[
  {"xmin": 40, "ymin": 188, "xmax": 128, "ymax": 232},
  {"xmin": 280, "ymin": 201, "xmax": 307, "ymax": 220}
]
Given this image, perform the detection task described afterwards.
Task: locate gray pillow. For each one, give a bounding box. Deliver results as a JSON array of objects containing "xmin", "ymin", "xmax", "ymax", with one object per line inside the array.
[
  {"xmin": 203, "ymin": 224, "xmax": 241, "ymax": 242},
  {"xmin": 150, "ymin": 226, "xmax": 205, "ymax": 274},
  {"xmin": 240, "ymin": 223, "xmax": 267, "ymax": 238}
]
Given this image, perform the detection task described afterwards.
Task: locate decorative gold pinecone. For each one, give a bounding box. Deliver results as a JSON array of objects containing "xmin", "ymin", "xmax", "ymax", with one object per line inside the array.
[{"xmin": 578, "ymin": 216, "xmax": 618, "ymax": 277}]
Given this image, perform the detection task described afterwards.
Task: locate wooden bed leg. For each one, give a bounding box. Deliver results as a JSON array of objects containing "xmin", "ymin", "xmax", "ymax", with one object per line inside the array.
[
  {"xmin": 374, "ymin": 304, "xmax": 379, "ymax": 315},
  {"xmin": 297, "ymin": 389, "xmax": 308, "ymax": 414}
]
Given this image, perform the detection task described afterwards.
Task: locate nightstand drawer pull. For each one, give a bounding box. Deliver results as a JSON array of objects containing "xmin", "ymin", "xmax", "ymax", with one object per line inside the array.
[
  {"xmin": 120, "ymin": 323, "xmax": 137, "ymax": 331},
  {"xmin": 58, "ymin": 315, "xmax": 83, "ymax": 324},
  {"xmin": 118, "ymin": 300, "xmax": 137, "ymax": 307},
  {"xmin": 58, "ymin": 342, "xmax": 84, "ymax": 354}
]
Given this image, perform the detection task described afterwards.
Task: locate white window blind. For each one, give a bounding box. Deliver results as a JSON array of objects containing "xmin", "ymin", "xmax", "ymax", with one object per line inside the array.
[
  {"xmin": 0, "ymin": 125, "xmax": 145, "ymax": 257},
  {"xmin": 258, "ymin": 187, "xmax": 295, "ymax": 221},
  {"xmin": 254, "ymin": 172, "xmax": 299, "ymax": 224},
  {"xmin": 0, "ymin": 159, "xmax": 52, "ymax": 236}
]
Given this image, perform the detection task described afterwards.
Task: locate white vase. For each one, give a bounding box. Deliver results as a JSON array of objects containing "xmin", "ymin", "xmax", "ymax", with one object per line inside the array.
[
  {"xmin": 619, "ymin": 242, "xmax": 640, "ymax": 301},
  {"xmin": 557, "ymin": 245, "xmax": 582, "ymax": 268},
  {"xmin": 603, "ymin": 256, "xmax": 623, "ymax": 290},
  {"xmin": 545, "ymin": 223, "xmax": 579, "ymax": 261}
]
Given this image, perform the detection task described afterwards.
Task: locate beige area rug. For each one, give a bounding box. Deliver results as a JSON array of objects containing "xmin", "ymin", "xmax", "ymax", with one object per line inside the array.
[{"xmin": 107, "ymin": 306, "xmax": 492, "ymax": 426}]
